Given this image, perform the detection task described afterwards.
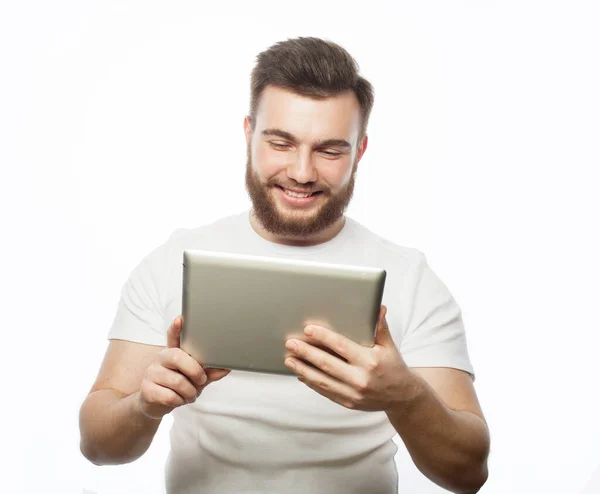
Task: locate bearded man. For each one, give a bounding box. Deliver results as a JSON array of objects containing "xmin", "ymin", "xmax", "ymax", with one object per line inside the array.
[{"xmin": 79, "ymin": 37, "xmax": 490, "ymax": 494}]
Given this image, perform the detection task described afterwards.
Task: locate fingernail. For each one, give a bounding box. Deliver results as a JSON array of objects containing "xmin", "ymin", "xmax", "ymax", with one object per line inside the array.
[
  {"xmin": 285, "ymin": 358, "xmax": 296, "ymax": 370},
  {"xmin": 199, "ymin": 374, "xmax": 207, "ymax": 385},
  {"xmin": 304, "ymin": 326, "xmax": 314, "ymax": 336},
  {"xmin": 285, "ymin": 340, "xmax": 297, "ymax": 351}
]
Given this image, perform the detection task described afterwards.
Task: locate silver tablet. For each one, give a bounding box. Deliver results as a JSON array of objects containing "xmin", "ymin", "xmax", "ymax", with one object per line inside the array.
[{"xmin": 181, "ymin": 250, "xmax": 386, "ymax": 375}]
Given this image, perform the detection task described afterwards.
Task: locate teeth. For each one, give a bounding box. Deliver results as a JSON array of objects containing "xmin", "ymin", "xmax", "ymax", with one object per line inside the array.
[{"xmin": 284, "ymin": 189, "xmax": 311, "ymax": 198}]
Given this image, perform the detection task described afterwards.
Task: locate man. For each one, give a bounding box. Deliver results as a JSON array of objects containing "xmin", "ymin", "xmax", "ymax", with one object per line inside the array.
[{"xmin": 79, "ymin": 37, "xmax": 490, "ymax": 493}]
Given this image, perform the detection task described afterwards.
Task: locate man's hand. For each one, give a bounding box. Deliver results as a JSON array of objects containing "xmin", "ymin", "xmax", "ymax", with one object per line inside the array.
[
  {"xmin": 137, "ymin": 315, "xmax": 230, "ymax": 419},
  {"xmin": 284, "ymin": 305, "xmax": 412, "ymax": 412}
]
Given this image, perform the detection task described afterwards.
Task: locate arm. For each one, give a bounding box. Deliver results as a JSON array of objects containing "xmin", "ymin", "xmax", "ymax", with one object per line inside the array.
[
  {"xmin": 386, "ymin": 367, "xmax": 489, "ymax": 494},
  {"xmin": 79, "ymin": 316, "xmax": 229, "ymax": 465},
  {"xmin": 283, "ymin": 306, "xmax": 490, "ymax": 494},
  {"xmin": 79, "ymin": 340, "xmax": 164, "ymax": 465}
]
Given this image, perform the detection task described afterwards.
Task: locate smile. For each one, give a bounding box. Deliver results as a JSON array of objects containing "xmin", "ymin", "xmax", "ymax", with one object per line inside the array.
[
  {"xmin": 283, "ymin": 189, "xmax": 313, "ymax": 198},
  {"xmin": 276, "ymin": 186, "xmax": 321, "ymax": 197},
  {"xmin": 275, "ymin": 186, "xmax": 322, "ymax": 205}
]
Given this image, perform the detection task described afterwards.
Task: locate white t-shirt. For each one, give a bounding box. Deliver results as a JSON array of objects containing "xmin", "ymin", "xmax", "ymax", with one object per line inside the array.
[{"xmin": 108, "ymin": 210, "xmax": 474, "ymax": 494}]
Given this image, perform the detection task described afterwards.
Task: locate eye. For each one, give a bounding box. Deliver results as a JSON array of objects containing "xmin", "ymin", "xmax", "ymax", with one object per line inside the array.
[
  {"xmin": 269, "ymin": 141, "xmax": 291, "ymax": 150},
  {"xmin": 320, "ymin": 150, "xmax": 342, "ymax": 158}
]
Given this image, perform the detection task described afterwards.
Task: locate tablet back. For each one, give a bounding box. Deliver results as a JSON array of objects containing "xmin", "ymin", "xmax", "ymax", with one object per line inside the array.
[{"xmin": 181, "ymin": 250, "xmax": 386, "ymax": 375}]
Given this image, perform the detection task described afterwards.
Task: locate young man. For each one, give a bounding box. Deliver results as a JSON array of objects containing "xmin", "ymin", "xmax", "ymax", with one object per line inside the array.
[{"xmin": 79, "ymin": 37, "xmax": 490, "ymax": 494}]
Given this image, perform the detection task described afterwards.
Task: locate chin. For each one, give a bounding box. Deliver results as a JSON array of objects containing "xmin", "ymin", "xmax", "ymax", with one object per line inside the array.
[{"xmin": 273, "ymin": 202, "xmax": 318, "ymax": 219}]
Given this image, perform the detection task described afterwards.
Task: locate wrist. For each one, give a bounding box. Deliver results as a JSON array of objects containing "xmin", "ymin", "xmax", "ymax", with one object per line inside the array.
[
  {"xmin": 385, "ymin": 369, "xmax": 428, "ymax": 417},
  {"xmin": 132, "ymin": 391, "xmax": 164, "ymax": 422}
]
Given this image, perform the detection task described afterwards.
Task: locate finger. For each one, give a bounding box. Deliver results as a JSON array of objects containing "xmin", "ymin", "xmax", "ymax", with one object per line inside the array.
[
  {"xmin": 286, "ymin": 357, "xmax": 361, "ymax": 404},
  {"xmin": 167, "ymin": 316, "xmax": 183, "ymax": 349},
  {"xmin": 285, "ymin": 339, "xmax": 356, "ymax": 384},
  {"xmin": 152, "ymin": 384, "xmax": 187, "ymax": 408},
  {"xmin": 141, "ymin": 376, "xmax": 188, "ymax": 409},
  {"xmin": 302, "ymin": 325, "xmax": 364, "ymax": 364},
  {"xmin": 298, "ymin": 378, "xmax": 357, "ymax": 410},
  {"xmin": 205, "ymin": 368, "xmax": 231, "ymax": 385},
  {"xmin": 374, "ymin": 305, "xmax": 394, "ymax": 347},
  {"xmin": 159, "ymin": 348, "xmax": 207, "ymax": 388},
  {"xmin": 149, "ymin": 366, "xmax": 199, "ymax": 403},
  {"xmin": 138, "ymin": 382, "xmax": 183, "ymax": 419}
]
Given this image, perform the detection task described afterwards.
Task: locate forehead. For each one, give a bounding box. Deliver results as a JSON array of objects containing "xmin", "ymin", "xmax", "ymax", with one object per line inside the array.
[{"xmin": 254, "ymin": 86, "xmax": 361, "ymax": 144}]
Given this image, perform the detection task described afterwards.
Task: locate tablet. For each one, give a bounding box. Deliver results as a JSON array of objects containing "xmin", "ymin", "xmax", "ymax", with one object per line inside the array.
[{"xmin": 180, "ymin": 250, "xmax": 386, "ymax": 375}]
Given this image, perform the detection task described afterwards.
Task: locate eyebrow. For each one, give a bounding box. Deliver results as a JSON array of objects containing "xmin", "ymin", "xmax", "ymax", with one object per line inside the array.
[{"xmin": 261, "ymin": 128, "xmax": 352, "ymax": 150}]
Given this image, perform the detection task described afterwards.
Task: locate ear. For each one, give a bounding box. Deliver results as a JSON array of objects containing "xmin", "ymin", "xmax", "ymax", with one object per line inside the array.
[
  {"xmin": 356, "ymin": 134, "xmax": 368, "ymax": 163},
  {"xmin": 243, "ymin": 115, "xmax": 253, "ymax": 146}
]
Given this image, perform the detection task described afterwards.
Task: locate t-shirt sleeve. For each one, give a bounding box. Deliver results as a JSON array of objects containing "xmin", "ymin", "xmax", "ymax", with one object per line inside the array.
[
  {"xmin": 399, "ymin": 251, "xmax": 475, "ymax": 379},
  {"xmin": 107, "ymin": 243, "xmax": 170, "ymax": 347}
]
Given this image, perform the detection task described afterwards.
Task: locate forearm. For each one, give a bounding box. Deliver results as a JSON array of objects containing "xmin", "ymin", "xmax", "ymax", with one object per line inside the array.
[
  {"xmin": 79, "ymin": 389, "xmax": 162, "ymax": 465},
  {"xmin": 386, "ymin": 372, "xmax": 490, "ymax": 494}
]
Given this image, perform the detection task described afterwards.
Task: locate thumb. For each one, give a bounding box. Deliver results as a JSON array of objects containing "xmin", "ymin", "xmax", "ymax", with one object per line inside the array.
[
  {"xmin": 167, "ymin": 315, "xmax": 182, "ymax": 349},
  {"xmin": 205, "ymin": 368, "xmax": 231, "ymax": 385},
  {"xmin": 374, "ymin": 305, "xmax": 394, "ymax": 347}
]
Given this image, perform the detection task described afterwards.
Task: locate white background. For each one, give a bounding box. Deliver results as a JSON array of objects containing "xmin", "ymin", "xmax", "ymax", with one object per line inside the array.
[{"xmin": 1, "ymin": 1, "xmax": 599, "ymax": 493}]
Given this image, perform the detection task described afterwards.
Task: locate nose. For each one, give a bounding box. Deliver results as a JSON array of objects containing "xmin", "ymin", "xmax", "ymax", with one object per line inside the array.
[{"xmin": 286, "ymin": 148, "xmax": 317, "ymax": 184}]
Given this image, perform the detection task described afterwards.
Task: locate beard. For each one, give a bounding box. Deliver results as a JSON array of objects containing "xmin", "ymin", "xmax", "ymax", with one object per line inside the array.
[{"xmin": 245, "ymin": 147, "xmax": 357, "ymax": 238}]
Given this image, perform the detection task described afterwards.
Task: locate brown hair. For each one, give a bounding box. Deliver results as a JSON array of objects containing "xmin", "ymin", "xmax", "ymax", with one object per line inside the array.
[{"xmin": 249, "ymin": 37, "xmax": 374, "ymax": 137}]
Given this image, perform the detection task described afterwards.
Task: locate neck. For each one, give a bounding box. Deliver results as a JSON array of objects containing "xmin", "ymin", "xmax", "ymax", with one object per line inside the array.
[{"xmin": 249, "ymin": 212, "xmax": 346, "ymax": 247}]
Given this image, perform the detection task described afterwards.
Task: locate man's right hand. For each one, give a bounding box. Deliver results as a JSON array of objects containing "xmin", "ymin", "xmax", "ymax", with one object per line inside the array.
[{"xmin": 137, "ymin": 315, "xmax": 230, "ymax": 419}]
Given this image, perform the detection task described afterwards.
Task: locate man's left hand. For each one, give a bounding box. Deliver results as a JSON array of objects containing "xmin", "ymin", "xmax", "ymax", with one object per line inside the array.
[{"xmin": 284, "ymin": 305, "xmax": 413, "ymax": 412}]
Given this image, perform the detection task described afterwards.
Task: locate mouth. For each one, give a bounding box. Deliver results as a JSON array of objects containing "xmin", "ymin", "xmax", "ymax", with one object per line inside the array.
[
  {"xmin": 274, "ymin": 185, "xmax": 323, "ymax": 206},
  {"xmin": 275, "ymin": 185, "xmax": 322, "ymax": 198}
]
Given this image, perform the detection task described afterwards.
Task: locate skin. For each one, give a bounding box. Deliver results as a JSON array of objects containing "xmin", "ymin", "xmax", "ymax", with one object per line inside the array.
[
  {"xmin": 244, "ymin": 86, "xmax": 367, "ymax": 245},
  {"xmin": 79, "ymin": 318, "xmax": 229, "ymax": 465},
  {"xmin": 285, "ymin": 308, "xmax": 489, "ymax": 493},
  {"xmin": 80, "ymin": 84, "xmax": 489, "ymax": 493}
]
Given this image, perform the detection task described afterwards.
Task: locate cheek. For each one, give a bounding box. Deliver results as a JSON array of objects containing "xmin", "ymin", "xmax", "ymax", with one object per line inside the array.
[
  {"xmin": 317, "ymin": 158, "xmax": 354, "ymax": 190},
  {"xmin": 253, "ymin": 145, "xmax": 288, "ymax": 179}
]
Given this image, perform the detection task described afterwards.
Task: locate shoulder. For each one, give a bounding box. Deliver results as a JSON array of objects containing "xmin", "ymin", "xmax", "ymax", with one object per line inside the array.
[
  {"xmin": 138, "ymin": 211, "xmax": 246, "ymax": 272},
  {"xmin": 346, "ymin": 217, "xmax": 426, "ymax": 269},
  {"xmin": 163, "ymin": 211, "xmax": 247, "ymax": 251}
]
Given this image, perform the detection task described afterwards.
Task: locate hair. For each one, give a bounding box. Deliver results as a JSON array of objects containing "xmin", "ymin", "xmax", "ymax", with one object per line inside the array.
[{"xmin": 249, "ymin": 37, "xmax": 374, "ymax": 137}]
